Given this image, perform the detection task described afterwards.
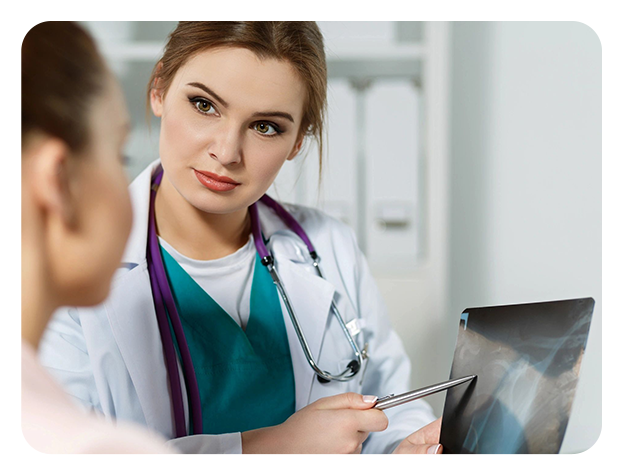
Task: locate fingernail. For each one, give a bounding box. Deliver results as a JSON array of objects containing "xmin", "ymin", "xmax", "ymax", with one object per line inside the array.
[
  {"xmin": 427, "ymin": 444, "xmax": 442, "ymax": 454},
  {"xmin": 362, "ymin": 395, "xmax": 378, "ymax": 404}
]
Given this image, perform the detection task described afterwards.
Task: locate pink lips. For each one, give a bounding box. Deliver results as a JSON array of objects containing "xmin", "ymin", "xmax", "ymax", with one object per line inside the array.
[{"xmin": 193, "ymin": 169, "xmax": 240, "ymax": 192}]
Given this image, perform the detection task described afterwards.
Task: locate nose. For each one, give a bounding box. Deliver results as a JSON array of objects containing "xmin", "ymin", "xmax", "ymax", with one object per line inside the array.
[{"xmin": 206, "ymin": 122, "xmax": 243, "ymax": 166}]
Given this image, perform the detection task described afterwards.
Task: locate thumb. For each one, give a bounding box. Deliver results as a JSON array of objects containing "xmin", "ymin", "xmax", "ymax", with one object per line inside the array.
[
  {"xmin": 424, "ymin": 444, "xmax": 443, "ymax": 463},
  {"xmin": 314, "ymin": 392, "xmax": 378, "ymax": 410},
  {"xmin": 422, "ymin": 444, "xmax": 443, "ymax": 455},
  {"xmin": 392, "ymin": 439, "xmax": 443, "ymax": 463}
]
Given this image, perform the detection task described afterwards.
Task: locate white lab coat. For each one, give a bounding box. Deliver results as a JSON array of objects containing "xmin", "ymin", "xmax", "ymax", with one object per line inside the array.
[{"xmin": 39, "ymin": 160, "xmax": 435, "ymax": 454}]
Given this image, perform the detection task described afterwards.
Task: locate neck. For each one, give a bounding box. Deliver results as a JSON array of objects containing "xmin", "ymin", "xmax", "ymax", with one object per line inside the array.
[
  {"xmin": 155, "ymin": 173, "xmax": 252, "ymax": 260},
  {"xmin": 21, "ymin": 221, "xmax": 57, "ymax": 350},
  {"xmin": 22, "ymin": 158, "xmax": 56, "ymax": 349}
]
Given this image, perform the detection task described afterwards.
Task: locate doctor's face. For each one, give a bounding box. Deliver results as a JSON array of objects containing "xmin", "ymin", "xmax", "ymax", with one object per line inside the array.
[{"xmin": 151, "ymin": 47, "xmax": 306, "ymax": 215}]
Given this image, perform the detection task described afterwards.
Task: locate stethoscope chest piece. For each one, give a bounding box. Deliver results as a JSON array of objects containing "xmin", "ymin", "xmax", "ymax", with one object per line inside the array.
[{"xmin": 317, "ymin": 359, "xmax": 361, "ymax": 384}]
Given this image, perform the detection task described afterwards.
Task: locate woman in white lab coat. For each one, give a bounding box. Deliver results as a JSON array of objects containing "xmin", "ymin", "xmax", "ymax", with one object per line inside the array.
[
  {"xmin": 22, "ymin": 21, "xmax": 174, "ymax": 453},
  {"xmin": 39, "ymin": 21, "xmax": 440, "ymax": 454}
]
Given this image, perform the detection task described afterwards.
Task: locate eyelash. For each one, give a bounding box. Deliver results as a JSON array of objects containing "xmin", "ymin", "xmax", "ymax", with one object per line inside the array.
[{"xmin": 188, "ymin": 96, "xmax": 284, "ymax": 137}]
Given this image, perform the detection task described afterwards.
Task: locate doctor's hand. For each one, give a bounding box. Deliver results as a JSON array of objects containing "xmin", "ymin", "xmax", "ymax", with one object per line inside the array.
[
  {"xmin": 241, "ymin": 393, "xmax": 388, "ymax": 454},
  {"xmin": 392, "ymin": 417, "xmax": 443, "ymax": 454}
]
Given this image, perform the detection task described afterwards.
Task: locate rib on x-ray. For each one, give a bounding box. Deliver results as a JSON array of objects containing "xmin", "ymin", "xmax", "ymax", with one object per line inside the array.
[{"xmin": 440, "ymin": 298, "xmax": 594, "ymax": 454}]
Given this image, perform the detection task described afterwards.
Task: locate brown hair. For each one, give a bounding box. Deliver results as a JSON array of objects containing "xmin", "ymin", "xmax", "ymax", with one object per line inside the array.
[
  {"xmin": 147, "ymin": 21, "xmax": 327, "ymax": 176},
  {"xmin": 22, "ymin": 21, "xmax": 107, "ymax": 153}
]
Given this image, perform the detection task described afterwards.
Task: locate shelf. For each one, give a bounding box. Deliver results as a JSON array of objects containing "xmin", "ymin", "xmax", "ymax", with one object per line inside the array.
[
  {"xmin": 326, "ymin": 44, "xmax": 426, "ymax": 62},
  {"xmin": 100, "ymin": 42, "xmax": 164, "ymax": 62},
  {"xmin": 99, "ymin": 41, "xmax": 426, "ymax": 64}
]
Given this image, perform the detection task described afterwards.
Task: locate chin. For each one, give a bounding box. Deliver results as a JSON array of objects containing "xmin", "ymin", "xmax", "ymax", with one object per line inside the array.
[
  {"xmin": 90, "ymin": 286, "xmax": 113, "ymax": 306},
  {"xmin": 190, "ymin": 190, "xmax": 257, "ymax": 215},
  {"xmin": 68, "ymin": 266, "xmax": 118, "ymax": 307},
  {"xmin": 66, "ymin": 283, "xmax": 112, "ymax": 308}
]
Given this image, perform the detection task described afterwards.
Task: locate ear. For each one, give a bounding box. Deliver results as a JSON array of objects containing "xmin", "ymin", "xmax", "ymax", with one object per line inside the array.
[
  {"xmin": 286, "ymin": 135, "xmax": 305, "ymax": 161},
  {"xmin": 149, "ymin": 63, "xmax": 165, "ymax": 118},
  {"xmin": 28, "ymin": 138, "xmax": 76, "ymax": 226}
]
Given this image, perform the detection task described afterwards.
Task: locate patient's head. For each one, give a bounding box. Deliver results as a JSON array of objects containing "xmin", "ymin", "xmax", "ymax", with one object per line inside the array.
[{"xmin": 22, "ymin": 22, "xmax": 132, "ymax": 330}]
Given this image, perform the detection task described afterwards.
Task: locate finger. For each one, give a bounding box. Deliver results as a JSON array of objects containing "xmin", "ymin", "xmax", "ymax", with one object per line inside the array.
[
  {"xmin": 430, "ymin": 417, "xmax": 442, "ymax": 432},
  {"xmin": 353, "ymin": 408, "xmax": 389, "ymax": 433},
  {"xmin": 405, "ymin": 418, "xmax": 442, "ymax": 445},
  {"xmin": 419, "ymin": 417, "xmax": 442, "ymax": 443},
  {"xmin": 421, "ymin": 418, "xmax": 442, "ymax": 443},
  {"xmin": 354, "ymin": 444, "xmax": 363, "ymax": 454},
  {"xmin": 357, "ymin": 431, "xmax": 370, "ymax": 446},
  {"xmin": 392, "ymin": 444, "xmax": 443, "ymax": 463},
  {"xmin": 415, "ymin": 444, "xmax": 443, "ymax": 463},
  {"xmin": 427, "ymin": 444, "xmax": 443, "ymax": 454},
  {"xmin": 314, "ymin": 392, "xmax": 378, "ymax": 410}
]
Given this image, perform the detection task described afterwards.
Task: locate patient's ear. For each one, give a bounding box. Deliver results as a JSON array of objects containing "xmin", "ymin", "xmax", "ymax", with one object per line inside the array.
[{"xmin": 28, "ymin": 137, "xmax": 76, "ymax": 226}]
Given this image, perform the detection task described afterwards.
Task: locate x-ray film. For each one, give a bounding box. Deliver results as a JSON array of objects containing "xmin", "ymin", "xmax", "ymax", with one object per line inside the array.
[{"xmin": 440, "ymin": 298, "xmax": 594, "ymax": 454}]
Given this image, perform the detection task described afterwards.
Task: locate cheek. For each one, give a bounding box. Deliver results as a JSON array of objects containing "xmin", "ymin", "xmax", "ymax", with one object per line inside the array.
[
  {"xmin": 247, "ymin": 144, "xmax": 289, "ymax": 183},
  {"xmin": 161, "ymin": 113, "xmax": 187, "ymax": 149},
  {"xmin": 96, "ymin": 168, "xmax": 132, "ymax": 298},
  {"xmin": 108, "ymin": 169, "xmax": 133, "ymax": 245},
  {"xmin": 159, "ymin": 106, "xmax": 205, "ymax": 163},
  {"xmin": 59, "ymin": 163, "xmax": 132, "ymax": 306},
  {"xmin": 85, "ymin": 165, "xmax": 132, "ymax": 262}
]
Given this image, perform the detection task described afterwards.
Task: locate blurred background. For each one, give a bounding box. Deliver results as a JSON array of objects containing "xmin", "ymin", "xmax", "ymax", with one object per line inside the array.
[{"xmin": 81, "ymin": 21, "xmax": 601, "ymax": 453}]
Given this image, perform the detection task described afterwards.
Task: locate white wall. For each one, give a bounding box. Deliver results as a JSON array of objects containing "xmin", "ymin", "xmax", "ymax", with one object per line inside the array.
[{"xmin": 448, "ymin": 22, "xmax": 601, "ymax": 453}]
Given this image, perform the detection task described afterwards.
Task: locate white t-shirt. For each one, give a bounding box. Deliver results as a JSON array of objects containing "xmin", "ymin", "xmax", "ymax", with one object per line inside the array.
[{"xmin": 158, "ymin": 234, "xmax": 256, "ymax": 330}]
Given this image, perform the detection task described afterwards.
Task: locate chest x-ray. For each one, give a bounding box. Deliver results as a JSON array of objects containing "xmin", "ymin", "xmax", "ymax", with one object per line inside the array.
[{"xmin": 440, "ymin": 298, "xmax": 594, "ymax": 454}]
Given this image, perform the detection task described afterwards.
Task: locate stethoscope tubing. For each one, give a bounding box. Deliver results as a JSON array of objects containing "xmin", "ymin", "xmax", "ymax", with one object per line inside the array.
[
  {"xmin": 148, "ymin": 171, "xmax": 203, "ymax": 437},
  {"xmin": 258, "ymin": 194, "xmax": 317, "ymax": 255},
  {"xmin": 251, "ymin": 197, "xmax": 364, "ymax": 382}
]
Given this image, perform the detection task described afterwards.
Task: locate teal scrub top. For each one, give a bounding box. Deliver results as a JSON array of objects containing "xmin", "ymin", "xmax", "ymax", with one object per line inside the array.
[{"xmin": 160, "ymin": 245, "xmax": 296, "ymax": 435}]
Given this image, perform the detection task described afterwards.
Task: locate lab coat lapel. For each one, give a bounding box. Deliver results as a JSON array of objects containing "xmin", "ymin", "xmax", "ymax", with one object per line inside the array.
[
  {"xmin": 104, "ymin": 159, "xmax": 184, "ymax": 436},
  {"xmin": 258, "ymin": 204, "xmax": 335, "ymax": 410},
  {"xmin": 104, "ymin": 264, "xmax": 180, "ymax": 436}
]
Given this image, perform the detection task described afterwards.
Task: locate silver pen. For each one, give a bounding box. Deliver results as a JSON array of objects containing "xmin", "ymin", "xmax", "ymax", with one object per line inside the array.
[{"xmin": 374, "ymin": 374, "xmax": 477, "ymax": 410}]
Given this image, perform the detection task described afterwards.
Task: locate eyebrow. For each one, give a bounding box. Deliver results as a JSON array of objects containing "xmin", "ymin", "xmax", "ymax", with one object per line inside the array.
[
  {"xmin": 187, "ymin": 82, "xmax": 229, "ymax": 107},
  {"xmin": 250, "ymin": 110, "xmax": 294, "ymax": 123},
  {"xmin": 186, "ymin": 81, "xmax": 294, "ymax": 123}
]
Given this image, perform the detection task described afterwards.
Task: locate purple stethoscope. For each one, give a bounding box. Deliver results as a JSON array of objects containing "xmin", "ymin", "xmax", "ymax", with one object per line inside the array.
[{"xmin": 147, "ymin": 168, "xmax": 364, "ymax": 437}]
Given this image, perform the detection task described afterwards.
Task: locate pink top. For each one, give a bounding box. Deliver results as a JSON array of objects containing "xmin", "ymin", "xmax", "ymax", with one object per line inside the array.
[{"xmin": 21, "ymin": 341, "xmax": 177, "ymax": 454}]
